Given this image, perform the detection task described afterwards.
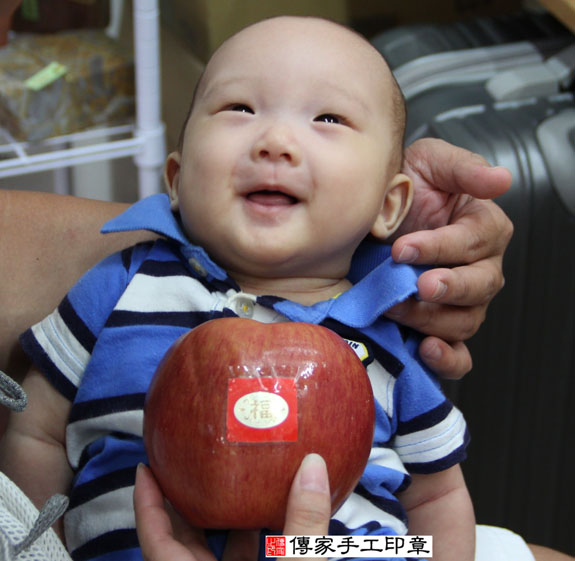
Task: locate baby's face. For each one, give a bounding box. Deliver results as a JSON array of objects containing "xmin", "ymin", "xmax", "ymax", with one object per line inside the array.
[{"xmin": 167, "ymin": 17, "xmax": 404, "ymax": 282}]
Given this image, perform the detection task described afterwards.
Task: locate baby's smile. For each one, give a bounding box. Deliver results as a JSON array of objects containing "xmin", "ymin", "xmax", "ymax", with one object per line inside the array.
[{"xmin": 244, "ymin": 189, "xmax": 299, "ymax": 207}]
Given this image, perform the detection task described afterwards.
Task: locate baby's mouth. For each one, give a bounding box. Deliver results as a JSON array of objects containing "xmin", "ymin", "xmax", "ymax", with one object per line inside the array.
[{"xmin": 245, "ymin": 190, "xmax": 299, "ymax": 206}]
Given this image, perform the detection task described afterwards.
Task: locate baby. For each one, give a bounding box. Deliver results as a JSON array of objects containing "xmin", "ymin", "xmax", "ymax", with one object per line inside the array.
[{"xmin": 1, "ymin": 16, "xmax": 474, "ymax": 561}]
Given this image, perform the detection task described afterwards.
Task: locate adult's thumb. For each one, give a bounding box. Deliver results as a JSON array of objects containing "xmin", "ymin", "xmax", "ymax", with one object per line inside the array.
[{"xmin": 283, "ymin": 454, "xmax": 331, "ymax": 536}]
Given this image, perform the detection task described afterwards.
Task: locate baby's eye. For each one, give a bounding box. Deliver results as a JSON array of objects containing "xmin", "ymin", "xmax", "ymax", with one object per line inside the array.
[
  {"xmin": 314, "ymin": 114, "xmax": 342, "ymax": 125},
  {"xmin": 227, "ymin": 103, "xmax": 254, "ymax": 114}
]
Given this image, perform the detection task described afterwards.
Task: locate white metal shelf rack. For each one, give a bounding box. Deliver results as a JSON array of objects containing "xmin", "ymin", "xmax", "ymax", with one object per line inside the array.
[{"xmin": 0, "ymin": 0, "xmax": 165, "ymax": 199}]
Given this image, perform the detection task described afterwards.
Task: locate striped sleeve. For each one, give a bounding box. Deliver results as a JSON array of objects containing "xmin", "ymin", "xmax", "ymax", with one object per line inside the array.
[
  {"xmin": 19, "ymin": 245, "xmax": 151, "ymax": 401},
  {"xmin": 392, "ymin": 331, "xmax": 470, "ymax": 473}
]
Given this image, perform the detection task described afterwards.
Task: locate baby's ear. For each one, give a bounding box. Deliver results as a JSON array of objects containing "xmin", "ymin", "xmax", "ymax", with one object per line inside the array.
[
  {"xmin": 164, "ymin": 152, "xmax": 182, "ymax": 212},
  {"xmin": 370, "ymin": 173, "xmax": 413, "ymax": 240}
]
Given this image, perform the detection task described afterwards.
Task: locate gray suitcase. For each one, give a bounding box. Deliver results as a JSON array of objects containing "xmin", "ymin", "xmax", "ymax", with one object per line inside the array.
[
  {"xmin": 427, "ymin": 95, "xmax": 575, "ymax": 555},
  {"xmin": 371, "ymin": 11, "xmax": 572, "ymax": 69},
  {"xmin": 373, "ymin": 14, "xmax": 575, "ymax": 554}
]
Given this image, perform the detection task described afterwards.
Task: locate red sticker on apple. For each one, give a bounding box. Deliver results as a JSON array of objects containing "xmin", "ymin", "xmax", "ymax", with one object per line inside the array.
[{"xmin": 226, "ymin": 378, "xmax": 298, "ymax": 443}]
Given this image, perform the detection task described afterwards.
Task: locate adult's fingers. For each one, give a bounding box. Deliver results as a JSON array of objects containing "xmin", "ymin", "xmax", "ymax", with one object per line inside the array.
[
  {"xmin": 134, "ymin": 464, "xmax": 213, "ymax": 561},
  {"xmin": 386, "ymin": 294, "xmax": 488, "ymax": 343},
  {"xmin": 392, "ymin": 199, "xmax": 513, "ymax": 267},
  {"xmin": 415, "ymin": 260, "xmax": 505, "ymax": 308},
  {"xmin": 134, "ymin": 464, "xmax": 187, "ymax": 561},
  {"xmin": 418, "ymin": 338, "xmax": 473, "ymax": 380},
  {"xmin": 283, "ymin": 454, "xmax": 331, "ymax": 536},
  {"xmin": 221, "ymin": 455, "xmax": 331, "ymax": 561},
  {"xmin": 403, "ymin": 138, "xmax": 512, "ymax": 199}
]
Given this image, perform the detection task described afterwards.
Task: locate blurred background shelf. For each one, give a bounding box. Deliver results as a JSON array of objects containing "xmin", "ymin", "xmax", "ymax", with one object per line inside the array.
[{"xmin": 0, "ymin": 0, "xmax": 165, "ymax": 200}]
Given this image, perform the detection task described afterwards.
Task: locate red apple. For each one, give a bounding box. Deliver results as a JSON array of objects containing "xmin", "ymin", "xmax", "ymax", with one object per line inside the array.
[{"xmin": 144, "ymin": 317, "xmax": 375, "ymax": 530}]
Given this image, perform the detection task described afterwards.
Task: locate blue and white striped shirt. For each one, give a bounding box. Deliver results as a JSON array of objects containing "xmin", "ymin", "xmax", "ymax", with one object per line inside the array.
[{"xmin": 20, "ymin": 194, "xmax": 469, "ymax": 561}]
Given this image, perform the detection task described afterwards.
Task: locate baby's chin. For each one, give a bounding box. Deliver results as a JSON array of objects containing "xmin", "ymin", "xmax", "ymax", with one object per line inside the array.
[{"xmin": 230, "ymin": 251, "xmax": 351, "ymax": 278}]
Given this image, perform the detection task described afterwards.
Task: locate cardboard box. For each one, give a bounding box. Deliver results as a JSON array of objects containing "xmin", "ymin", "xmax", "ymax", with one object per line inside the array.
[
  {"xmin": 538, "ymin": 0, "xmax": 575, "ymax": 31},
  {"xmin": 160, "ymin": 0, "xmax": 348, "ymax": 62},
  {"xmin": 161, "ymin": 27, "xmax": 205, "ymax": 150},
  {"xmin": 155, "ymin": 0, "xmax": 348, "ymax": 146}
]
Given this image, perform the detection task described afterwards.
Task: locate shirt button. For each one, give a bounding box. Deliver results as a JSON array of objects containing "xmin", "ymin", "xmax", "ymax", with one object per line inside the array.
[
  {"xmin": 236, "ymin": 298, "xmax": 255, "ymax": 318},
  {"xmin": 188, "ymin": 258, "xmax": 207, "ymax": 277}
]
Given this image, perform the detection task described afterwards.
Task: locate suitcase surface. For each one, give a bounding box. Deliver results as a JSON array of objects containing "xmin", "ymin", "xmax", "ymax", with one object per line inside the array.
[
  {"xmin": 371, "ymin": 11, "xmax": 572, "ymax": 69},
  {"xmin": 372, "ymin": 11, "xmax": 575, "ymax": 554},
  {"xmin": 372, "ymin": 11, "xmax": 574, "ymax": 104},
  {"xmin": 411, "ymin": 92, "xmax": 575, "ymax": 554}
]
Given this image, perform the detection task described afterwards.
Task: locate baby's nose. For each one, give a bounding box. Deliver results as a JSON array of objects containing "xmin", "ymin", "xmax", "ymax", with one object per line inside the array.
[{"xmin": 251, "ymin": 123, "xmax": 302, "ymax": 165}]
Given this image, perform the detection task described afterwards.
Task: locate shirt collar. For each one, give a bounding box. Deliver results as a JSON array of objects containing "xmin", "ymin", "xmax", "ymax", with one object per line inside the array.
[
  {"xmin": 101, "ymin": 194, "xmax": 424, "ymax": 325},
  {"xmin": 273, "ymin": 257, "xmax": 423, "ymax": 327},
  {"xmin": 101, "ymin": 194, "xmax": 229, "ymax": 281}
]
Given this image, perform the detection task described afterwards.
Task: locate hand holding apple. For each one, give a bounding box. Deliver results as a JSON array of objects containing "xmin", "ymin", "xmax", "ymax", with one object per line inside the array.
[
  {"xmin": 144, "ymin": 318, "xmax": 374, "ymax": 530},
  {"xmin": 134, "ymin": 454, "xmax": 332, "ymax": 561}
]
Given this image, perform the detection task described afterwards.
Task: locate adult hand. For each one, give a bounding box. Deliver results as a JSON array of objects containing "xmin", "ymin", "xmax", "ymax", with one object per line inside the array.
[
  {"xmin": 387, "ymin": 138, "xmax": 514, "ymax": 379},
  {"xmin": 134, "ymin": 454, "xmax": 331, "ymax": 561}
]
